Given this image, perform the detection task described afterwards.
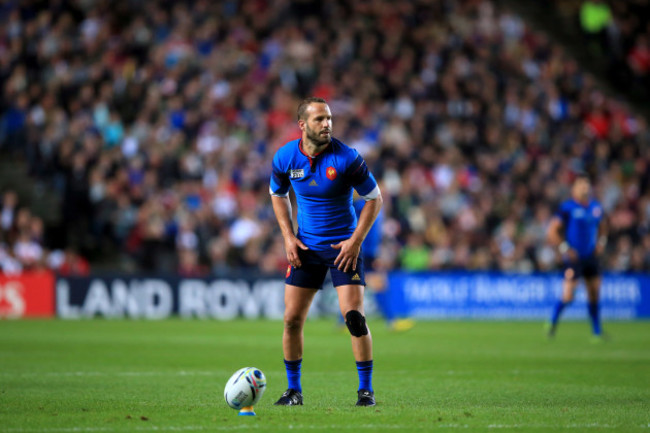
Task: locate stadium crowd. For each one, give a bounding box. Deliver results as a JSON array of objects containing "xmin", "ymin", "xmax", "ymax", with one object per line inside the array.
[
  {"xmin": 0, "ymin": 189, "xmax": 90, "ymax": 275},
  {"xmin": 553, "ymin": 0, "xmax": 650, "ymax": 100},
  {"xmin": 1, "ymin": 0, "xmax": 650, "ymax": 276}
]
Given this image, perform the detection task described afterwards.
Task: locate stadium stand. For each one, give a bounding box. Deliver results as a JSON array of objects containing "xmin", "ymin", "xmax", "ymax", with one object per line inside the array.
[
  {"xmin": 1, "ymin": 0, "xmax": 650, "ymax": 275},
  {"xmin": 549, "ymin": 0, "xmax": 650, "ymax": 102}
]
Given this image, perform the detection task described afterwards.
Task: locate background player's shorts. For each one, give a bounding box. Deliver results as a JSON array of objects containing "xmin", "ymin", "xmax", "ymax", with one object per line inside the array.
[
  {"xmin": 564, "ymin": 255, "xmax": 600, "ymax": 280},
  {"xmin": 285, "ymin": 248, "xmax": 366, "ymax": 289}
]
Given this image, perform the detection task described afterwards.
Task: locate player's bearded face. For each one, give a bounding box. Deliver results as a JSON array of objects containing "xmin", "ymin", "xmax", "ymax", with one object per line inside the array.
[{"xmin": 303, "ymin": 103, "xmax": 332, "ymax": 146}]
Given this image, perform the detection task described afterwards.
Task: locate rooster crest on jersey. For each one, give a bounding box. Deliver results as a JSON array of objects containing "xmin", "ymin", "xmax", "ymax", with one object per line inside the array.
[{"xmin": 326, "ymin": 166, "xmax": 337, "ymax": 180}]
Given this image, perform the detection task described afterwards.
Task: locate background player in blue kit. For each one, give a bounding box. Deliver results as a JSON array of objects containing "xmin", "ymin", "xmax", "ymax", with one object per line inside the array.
[
  {"xmin": 352, "ymin": 197, "xmax": 414, "ymax": 332},
  {"xmin": 269, "ymin": 97, "xmax": 383, "ymax": 406},
  {"xmin": 546, "ymin": 174, "xmax": 608, "ymax": 339}
]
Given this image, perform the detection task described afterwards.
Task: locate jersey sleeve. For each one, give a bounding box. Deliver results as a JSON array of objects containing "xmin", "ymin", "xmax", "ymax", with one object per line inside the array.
[
  {"xmin": 269, "ymin": 152, "xmax": 290, "ymax": 197},
  {"xmin": 345, "ymin": 151, "xmax": 380, "ymax": 200},
  {"xmin": 554, "ymin": 201, "xmax": 570, "ymax": 225}
]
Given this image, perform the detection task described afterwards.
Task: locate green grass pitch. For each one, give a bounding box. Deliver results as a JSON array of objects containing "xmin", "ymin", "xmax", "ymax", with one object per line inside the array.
[{"xmin": 1, "ymin": 319, "xmax": 649, "ymax": 433}]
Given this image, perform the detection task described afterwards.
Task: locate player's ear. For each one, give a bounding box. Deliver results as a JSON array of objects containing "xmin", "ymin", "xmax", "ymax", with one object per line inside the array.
[{"xmin": 298, "ymin": 119, "xmax": 305, "ymax": 131}]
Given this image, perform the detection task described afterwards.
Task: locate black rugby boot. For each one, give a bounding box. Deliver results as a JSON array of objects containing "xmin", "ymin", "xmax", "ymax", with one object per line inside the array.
[
  {"xmin": 274, "ymin": 389, "xmax": 303, "ymax": 406},
  {"xmin": 356, "ymin": 389, "xmax": 376, "ymax": 406}
]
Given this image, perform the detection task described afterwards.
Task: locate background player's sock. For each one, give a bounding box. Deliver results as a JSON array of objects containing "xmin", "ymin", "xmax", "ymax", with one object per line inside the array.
[
  {"xmin": 284, "ymin": 359, "xmax": 302, "ymax": 392},
  {"xmin": 587, "ymin": 302, "xmax": 601, "ymax": 335},
  {"xmin": 356, "ymin": 360, "xmax": 373, "ymax": 392},
  {"xmin": 550, "ymin": 301, "xmax": 568, "ymax": 326}
]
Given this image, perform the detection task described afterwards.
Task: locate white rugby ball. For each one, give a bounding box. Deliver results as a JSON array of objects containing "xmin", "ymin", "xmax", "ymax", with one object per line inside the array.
[{"xmin": 224, "ymin": 367, "xmax": 267, "ymax": 409}]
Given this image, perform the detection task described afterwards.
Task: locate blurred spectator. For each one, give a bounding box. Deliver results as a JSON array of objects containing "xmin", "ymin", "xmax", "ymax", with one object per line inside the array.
[
  {"xmin": 400, "ymin": 233, "xmax": 431, "ymax": 272},
  {"xmin": 580, "ymin": 0, "xmax": 613, "ymax": 50},
  {"xmin": 627, "ymin": 34, "xmax": 650, "ymax": 94},
  {"xmin": 57, "ymin": 248, "xmax": 91, "ymax": 276},
  {"xmin": 0, "ymin": 244, "xmax": 22, "ymax": 275},
  {"xmin": 0, "ymin": 189, "xmax": 90, "ymax": 274},
  {"xmin": 178, "ymin": 248, "xmax": 208, "ymax": 277},
  {"xmin": 628, "ymin": 35, "xmax": 650, "ymax": 73},
  {"xmin": 0, "ymin": 93, "xmax": 28, "ymax": 154},
  {"xmin": 0, "ymin": 190, "xmax": 18, "ymax": 235}
]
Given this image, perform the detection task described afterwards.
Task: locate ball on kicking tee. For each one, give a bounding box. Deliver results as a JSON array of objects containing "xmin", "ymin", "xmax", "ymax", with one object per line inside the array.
[{"xmin": 224, "ymin": 367, "xmax": 267, "ymax": 410}]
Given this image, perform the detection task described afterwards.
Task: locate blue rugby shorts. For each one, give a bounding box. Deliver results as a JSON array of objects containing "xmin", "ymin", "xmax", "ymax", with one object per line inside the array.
[{"xmin": 285, "ymin": 248, "xmax": 366, "ymax": 289}]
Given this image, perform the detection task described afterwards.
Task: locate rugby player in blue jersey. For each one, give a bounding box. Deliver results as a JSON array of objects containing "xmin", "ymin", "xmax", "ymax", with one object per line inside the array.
[
  {"xmin": 269, "ymin": 97, "xmax": 382, "ymax": 406},
  {"xmin": 546, "ymin": 174, "xmax": 607, "ymax": 339}
]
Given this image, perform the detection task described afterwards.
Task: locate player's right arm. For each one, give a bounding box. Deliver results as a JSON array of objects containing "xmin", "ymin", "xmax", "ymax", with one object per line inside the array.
[
  {"xmin": 271, "ymin": 195, "xmax": 308, "ymax": 268},
  {"xmin": 270, "ymin": 150, "xmax": 308, "ymax": 268},
  {"xmin": 547, "ymin": 203, "xmax": 577, "ymax": 261}
]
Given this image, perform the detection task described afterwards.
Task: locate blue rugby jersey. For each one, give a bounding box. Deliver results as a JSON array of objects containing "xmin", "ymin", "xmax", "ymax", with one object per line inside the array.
[
  {"xmin": 555, "ymin": 199, "xmax": 604, "ymax": 258},
  {"xmin": 270, "ymin": 137, "xmax": 379, "ymax": 250}
]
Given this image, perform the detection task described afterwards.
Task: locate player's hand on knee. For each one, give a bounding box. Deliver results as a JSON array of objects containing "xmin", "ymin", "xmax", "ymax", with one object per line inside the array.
[{"xmin": 331, "ymin": 240, "xmax": 361, "ymax": 272}]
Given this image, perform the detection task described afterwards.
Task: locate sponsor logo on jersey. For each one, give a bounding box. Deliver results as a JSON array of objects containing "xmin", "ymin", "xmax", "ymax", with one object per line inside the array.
[
  {"xmin": 290, "ymin": 169, "xmax": 305, "ymax": 179},
  {"xmin": 326, "ymin": 166, "xmax": 337, "ymax": 180},
  {"xmin": 572, "ymin": 208, "xmax": 585, "ymax": 218},
  {"xmin": 309, "ymin": 179, "xmax": 318, "ymax": 186}
]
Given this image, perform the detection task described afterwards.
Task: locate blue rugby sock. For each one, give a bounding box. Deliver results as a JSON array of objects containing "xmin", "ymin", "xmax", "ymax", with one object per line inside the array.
[
  {"xmin": 356, "ymin": 360, "xmax": 373, "ymax": 392},
  {"xmin": 550, "ymin": 301, "xmax": 568, "ymax": 326},
  {"xmin": 588, "ymin": 302, "xmax": 601, "ymax": 336},
  {"xmin": 284, "ymin": 359, "xmax": 302, "ymax": 392}
]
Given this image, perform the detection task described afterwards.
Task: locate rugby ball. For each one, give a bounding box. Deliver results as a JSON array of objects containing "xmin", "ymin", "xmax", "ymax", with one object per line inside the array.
[{"xmin": 224, "ymin": 367, "xmax": 266, "ymax": 409}]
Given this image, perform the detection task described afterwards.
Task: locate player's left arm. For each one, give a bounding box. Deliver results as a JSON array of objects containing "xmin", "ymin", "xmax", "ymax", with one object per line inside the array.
[
  {"xmin": 332, "ymin": 153, "xmax": 383, "ymax": 272},
  {"xmin": 332, "ymin": 194, "xmax": 383, "ymax": 273}
]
